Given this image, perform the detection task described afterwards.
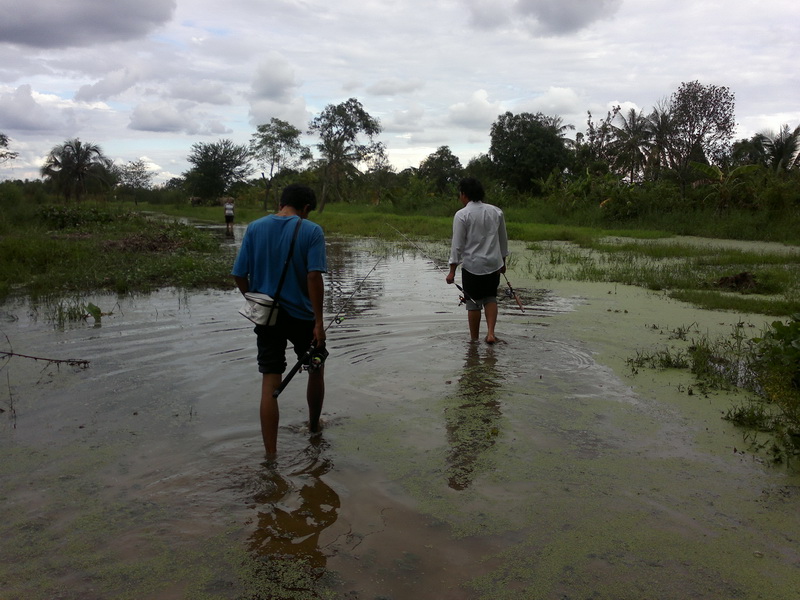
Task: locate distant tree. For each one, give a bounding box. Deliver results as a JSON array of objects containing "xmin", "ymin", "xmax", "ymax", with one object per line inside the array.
[
  {"xmin": 489, "ymin": 111, "xmax": 573, "ymax": 193},
  {"xmin": 1, "ymin": 132, "xmax": 19, "ymax": 164},
  {"xmin": 183, "ymin": 139, "xmax": 253, "ymax": 202},
  {"xmin": 464, "ymin": 153, "xmax": 495, "ymax": 182},
  {"xmin": 646, "ymin": 102, "xmax": 678, "ymax": 180},
  {"xmin": 250, "ymin": 118, "xmax": 312, "ymax": 179},
  {"xmin": 756, "ymin": 124, "xmax": 800, "ymax": 172},
  {"xmin": 418, "ymin": 146, "xmax": 463, "ymax": 192},
  {"xmin": 573, "ymin": 107, "xmax": 620, "ymax": 176},
  {"xmin": 250, "ymin": 118, "xmax": 312, "ymax": 209},
  {"xmin": 668, "ymin": 81, "xmax": 736, "ymax": 196},
  {"xmin": 308, "ymin": 97, "xmax": 383, "ymax": 211},
  {"xmin": 610, "ymin": 108, "xmax": 653, "ymax": 182},
  {"xmin": 729, "ymin": 136, "xmax": 768, "ymax": 168},
  {"xmin": 117, "ymin": 159, "xmax": 155, "ymax": 190},
  {"xmin": 691, "ymin": 161, "xmax": 760, "ymax": 211},
  {"xmin": 40, "ymin": 138, "xmax": 113, "ymax": 201}
]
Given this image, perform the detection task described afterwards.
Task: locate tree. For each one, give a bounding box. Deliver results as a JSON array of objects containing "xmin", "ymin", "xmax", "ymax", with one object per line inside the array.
[
  {"xmin": 489, "ymin": 111, "xmax": 573, "ymax": 193},
  {"xmin": 308, "ymin": 98, "xmax": 383, "ymax": 211},
  {"xmin": 691, "ymin": 161, "xmax": 760, "ymax": 211},
  {"xmin": 250, "ymin": 118, "xmax": 312, "ymax": 179},
  {"xmin": 40, "ymin": 138, "xmax": 113, "ymax": 201},
  {"xmin": 610, "ymin": 108, "xmax": 653, "ymax": 182},
  {"xmin": 117, "ymin": 159, "xmax": 155, "ymax": 190},
  {"xmin": 756, "ymin": 124, "xmax": 800, "ymax": 172},
  {"xmin": 250, "ymin": 118, "xmax": 312, "ymax": 210},
  {"xmin": 668, "ymin": 81, "xmax": 736, "ymax": 196},
  {"xmin": 418, "ymin": 146, "xmax": 463, "ymax": 192},
  {"xmin": 1, "ymin": 133, "xmax": 18, "ymax": 164},
  {"xmin": 183, "ymin": 139, "xmax": 253, "ymax": 202},
  {"xmin": 573, "ymin": 107, "xmax": 620, "ymax": 176}
]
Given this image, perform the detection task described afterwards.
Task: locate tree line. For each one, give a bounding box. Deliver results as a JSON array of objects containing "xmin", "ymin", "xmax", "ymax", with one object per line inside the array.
[{"xmin": 2, "ymin": 80, "xmax": 799, "ymax": 220}]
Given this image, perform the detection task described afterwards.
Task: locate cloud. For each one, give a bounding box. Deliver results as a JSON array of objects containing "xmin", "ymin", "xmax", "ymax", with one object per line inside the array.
[
  {"xmin": 463, "ymin": 0, "xmax": 622, "ymax": 34},
  {"xmin": 250, "ymin": 53, "xmax": 299, "ymax": 103},
  {"xmin": 447, "ymin": 90, "xmax": 503, "ymax": 130},
  {"xmin": 0, "ymin": 0, "xmax": 177, "ymax": 48},
  {"xmin": 523, "ymin": 86, "xmax": 583, "ymax": 115},
  {"xmin": 128, "ymin": 101, "xmax": 232, "ymax": 135},
  {"xmin": 75, "ymin": 66, "xmax": 144, "ymax": 102},
  {"xmin": 169, "ymin": 79, "xmax": 233, "ymax": 105},
  {"xmin": 366, "ymin": 79, "xmax": 424, "ymax": 96},
  {"xmin": 247, "ymin": 53, "xmax": 308, "ymax": 128},
  {"xmin": 515, "ymin": 0, "xmax": 622, "ymax": 34},
  {"xmin": 0, "ymin": 85, "xmax": 65, "ymax": 131}
]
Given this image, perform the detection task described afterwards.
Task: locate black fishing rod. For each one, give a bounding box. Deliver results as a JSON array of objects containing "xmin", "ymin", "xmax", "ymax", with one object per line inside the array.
[
  {"xmin": 386, "ymin": 223, "xmax": 479, "ymax": 307},
  {"xmin": 273, "ymin": 252, "xmax": 386, "ymax": 399}
]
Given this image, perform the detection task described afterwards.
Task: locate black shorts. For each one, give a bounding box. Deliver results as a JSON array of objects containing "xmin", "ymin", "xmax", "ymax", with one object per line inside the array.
[
  {"xmin": 255, "ymin": 310, "xmax": 315, "ymax": 374},
  {"xmin": 225, "ymin": 215, "xmax": 234, "ymax": 224},
  {"xmin": 462, "ymin": 269, "xmax": 500, "ymax": 309}
]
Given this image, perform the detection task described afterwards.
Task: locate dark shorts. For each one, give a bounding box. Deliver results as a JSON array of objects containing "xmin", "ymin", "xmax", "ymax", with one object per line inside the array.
[
  {"xmin": 225, "ymin": 215, "xmax": 234, "ymax": 224},
  {"xmin": 255, "ymin": 310, "xmax": 315, "ymax": 374},
  {"xmin": 462, "ymin": 269, "xmax": 500, "ymax": 310}
]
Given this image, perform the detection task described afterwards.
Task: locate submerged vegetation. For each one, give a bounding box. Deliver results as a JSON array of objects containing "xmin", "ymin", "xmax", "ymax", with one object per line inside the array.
[{"xmin": 627, "ymin": 317, "xmax": 800, "ymax": 464}]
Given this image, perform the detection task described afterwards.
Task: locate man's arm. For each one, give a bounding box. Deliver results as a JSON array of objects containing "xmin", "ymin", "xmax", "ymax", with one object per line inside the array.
[
  {"xmin": 307, "ymin": 270, "xmax": 326, "ymax": 345},
  {"xmin": 233, "ymin": 275, "xmax": 249, "ymax": 295}
]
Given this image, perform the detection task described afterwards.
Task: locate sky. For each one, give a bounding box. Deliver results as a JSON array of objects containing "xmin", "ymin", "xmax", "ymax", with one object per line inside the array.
[{"xmin": 1, "ymin": 0, "xmax": 798, "ymax": 184}]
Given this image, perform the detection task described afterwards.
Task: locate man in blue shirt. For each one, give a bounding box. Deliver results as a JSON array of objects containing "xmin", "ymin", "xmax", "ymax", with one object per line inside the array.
[
  {"xmin": 232, "ymin": 184, "xmax": 327, "ymax": 456},
  {"xmin": 446, "ymin": 177, "xmax": 509, "ymax": 344}
]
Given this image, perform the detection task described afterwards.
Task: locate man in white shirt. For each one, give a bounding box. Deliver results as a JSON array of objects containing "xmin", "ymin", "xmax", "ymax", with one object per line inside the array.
[{"xmin": 446, "ymin": 178, "xmax": 509, "ymax": 343}]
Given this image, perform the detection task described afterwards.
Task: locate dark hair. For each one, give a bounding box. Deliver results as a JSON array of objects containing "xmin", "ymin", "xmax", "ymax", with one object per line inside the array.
[
  {"xmin": 459, "ymin": 177, "xmax": 485, "ymax": 202},
  {"xmin": 279, "ymin": 184, "xmax": 317, "ymax": 211}
]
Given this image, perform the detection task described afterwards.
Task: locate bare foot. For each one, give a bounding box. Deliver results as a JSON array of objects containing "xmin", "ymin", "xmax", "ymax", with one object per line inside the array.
[{"xmin": 485, "ymin": 334, "xmax": 498, "ymax": 344}]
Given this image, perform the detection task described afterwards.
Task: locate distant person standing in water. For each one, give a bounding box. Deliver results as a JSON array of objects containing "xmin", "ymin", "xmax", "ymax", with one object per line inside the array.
[
  {"xmin": 446, "ymin": 177, "xmax": 508, "ymax": 344},
  {"xmin": 224, "ymin": 199, "xmax": 235, "ymax": 235}
]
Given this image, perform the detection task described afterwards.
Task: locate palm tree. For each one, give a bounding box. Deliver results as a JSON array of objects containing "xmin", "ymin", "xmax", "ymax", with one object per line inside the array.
[
  {"xmin": 756, "ymin": 124, "xmax": 800, "ymax": 172},
  {"xmin": 645, "ymin": 104, "xmax": 677, "ymax": 181},
  {"xmin": 41, "ymin": 138, "xmax": 113, "ymax": 201},
  {"xmin": 610, "ymin": 108, "xmax": 653, "ymax": 182}
]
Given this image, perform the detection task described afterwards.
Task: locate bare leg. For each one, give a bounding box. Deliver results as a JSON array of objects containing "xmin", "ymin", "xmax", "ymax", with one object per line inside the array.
[
  {"xmin": 260, "ymin": 373, "xmax": 282, "ymax": 456},
  {"xmin": 306, "ymin": 367, "xmax": 325, "ymax": 433},
  {"xmin": 484, "ymin": 302, "xmax": 498, "ymax": 344},
  {"xmin": 468, "ymin": 309, "xmax": 481, "ymax": 342}
]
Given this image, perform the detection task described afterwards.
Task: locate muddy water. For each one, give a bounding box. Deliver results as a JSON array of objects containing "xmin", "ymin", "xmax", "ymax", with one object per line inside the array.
[{"xmin": 1, "ymin": 234, "xmax": 799, "ymax": 599}]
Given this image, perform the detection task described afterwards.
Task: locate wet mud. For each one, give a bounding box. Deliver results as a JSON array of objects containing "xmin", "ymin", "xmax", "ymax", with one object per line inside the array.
[{"xmin": 1, "ymin": 233, "xmax": 799, "ymax": 599}]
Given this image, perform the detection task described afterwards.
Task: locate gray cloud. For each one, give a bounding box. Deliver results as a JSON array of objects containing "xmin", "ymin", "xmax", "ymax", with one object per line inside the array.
[
  {"xmin": 250, "ymin": 54, "xmax": 299, "ymax": 103},
  {"xmin": 0, "ymin": 85, "xmax": 63, "ymax": 130},
  {"xmin": 75, "ymin": 67, "xmax": 143, "ymax": 102},
  {"xmin": 463, "ymin": 0, "xmax": 622, "ymax": 34},
  {"xmin": 515, "ymin": 0, "xmax": 623, "ymax": 34},
  {"xmin": 128, "ymin": 101, "xmax": 231, "ymax": 136},
  {"xmin": 0, "ymin": 0, "xmax": 176, "ymax": 48},
  {"xmin": 366, "ymin": 79, "xmax": 425, "ymax": 96}
]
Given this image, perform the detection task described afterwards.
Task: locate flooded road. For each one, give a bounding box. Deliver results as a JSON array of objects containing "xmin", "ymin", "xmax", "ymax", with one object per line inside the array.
[{"xmin": 1, "ymin": 233, "xmax": 799, "ymax": 599}]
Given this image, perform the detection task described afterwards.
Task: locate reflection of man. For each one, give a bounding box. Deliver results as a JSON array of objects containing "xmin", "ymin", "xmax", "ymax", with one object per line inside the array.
[
  {"xmin": 249, "ymin": 445, "xmax": 340, "ymax": 569},
  {"xmin": 232, "ymin": 184, "xmax": 327, "ymax": 457},
  {"xmin": 445, "ymin": 344, "xmax": 502, "ymax": 490},
  {"xmin": 446, "ymin": 178, "xmax": 509, "ymax": 343}
]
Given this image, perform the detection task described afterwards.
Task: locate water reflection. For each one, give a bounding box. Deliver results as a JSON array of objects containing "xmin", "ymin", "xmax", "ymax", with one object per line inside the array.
[
  {"xmin": 248, "ymin": 438, "xmax": 340, "ymax": 570},
  {"xmin": 444, "ymin": 344, "xmax": 504, "ymax": 490}
]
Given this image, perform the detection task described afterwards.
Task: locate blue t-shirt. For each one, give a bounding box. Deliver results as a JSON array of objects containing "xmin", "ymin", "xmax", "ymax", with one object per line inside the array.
[{"xmin": 231, "ymin": 215, "xmax": 327, "ymax": 320}]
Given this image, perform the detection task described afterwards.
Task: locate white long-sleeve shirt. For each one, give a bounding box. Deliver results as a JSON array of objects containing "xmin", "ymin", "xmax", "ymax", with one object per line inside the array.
[{"xmin": 448, "ymin": 200, "xmax": 508, "ymax": 275}]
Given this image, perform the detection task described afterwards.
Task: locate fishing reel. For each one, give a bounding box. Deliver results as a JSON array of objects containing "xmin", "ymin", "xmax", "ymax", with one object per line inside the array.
[
  {"xmin": 305, "ymin": 346, "xmax": 329, "ymax": 371},
  {"xmin": 504, "ymin": 287, "xmax": 515, "ymax": 299}
]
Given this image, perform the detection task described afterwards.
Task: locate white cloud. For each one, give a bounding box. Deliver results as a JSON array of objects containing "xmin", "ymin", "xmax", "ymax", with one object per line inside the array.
[{"xmin": 448, "ymin": 90, "xmax": 503, "ymax": 130}]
